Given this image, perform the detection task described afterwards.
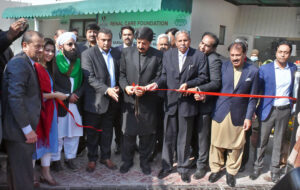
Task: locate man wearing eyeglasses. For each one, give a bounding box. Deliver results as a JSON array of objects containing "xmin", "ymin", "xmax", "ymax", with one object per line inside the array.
[{"xmin": 50, "ymin": 32, "xmax": 84, "ymax": 172}]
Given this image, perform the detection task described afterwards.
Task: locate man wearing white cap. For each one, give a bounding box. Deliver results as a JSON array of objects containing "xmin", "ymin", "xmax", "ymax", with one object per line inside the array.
[{"xmin": 51, "ymin": 32, "xmax": 84, "ymax": 171}]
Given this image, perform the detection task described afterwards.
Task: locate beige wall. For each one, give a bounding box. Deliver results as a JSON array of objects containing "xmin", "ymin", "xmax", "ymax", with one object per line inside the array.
[
  {"xmin": 190, "ymin": 0, "xmax": 239, "ymax": 57},
  {"xmin": 235, "ymin": 6, "xmax": 300, "ymax": 38}
]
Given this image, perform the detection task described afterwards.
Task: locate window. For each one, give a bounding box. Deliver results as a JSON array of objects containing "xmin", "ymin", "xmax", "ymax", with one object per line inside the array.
[
  {"xmin": 219, "ymin": 25, "xmax": 226, "ymax": 45},
  {"xmin": 70, "ymin": 19, "xmax": 97, "ymax": 41}
]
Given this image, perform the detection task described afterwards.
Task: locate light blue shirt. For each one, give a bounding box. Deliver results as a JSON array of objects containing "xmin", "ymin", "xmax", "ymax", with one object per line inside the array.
[
  {"xmin": 273, "ymin": 60, "xmax": 291, "ymax": 106},
  {"xmin": 99, "ymin": 47, "xmax": 115, "ymax": 87}
]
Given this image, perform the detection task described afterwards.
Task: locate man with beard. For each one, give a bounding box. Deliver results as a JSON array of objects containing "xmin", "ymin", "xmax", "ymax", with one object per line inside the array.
[
  {"xmin": 78, "ymin": 23, "xmax": 100, "ymax": 54},
  {"xmin": 2, "ymin": 30, "xmax": 43, "ymax": 190},
  {"xmin": 51, "ymin": 32, "xmax": 84, "ymax": 172},
  {"xmin": 117, "ymin": 26, "xmax": 135, "ymax": 52},
  {"xmin": 119, "ymin": 27, "xmax": 162, "ymax": 175},
  {"xmin": 146, "ymin": 30, "xmax": 208, "ymax": 183},
  {"xmin": 156, "ymin": 34, "xmax": 170, "ymax": 52}
]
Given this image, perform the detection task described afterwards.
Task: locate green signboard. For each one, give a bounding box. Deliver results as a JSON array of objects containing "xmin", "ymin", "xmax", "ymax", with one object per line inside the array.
[{"xmin": 98, "ymin": 11, "xmax": 191, "ymax": 47}]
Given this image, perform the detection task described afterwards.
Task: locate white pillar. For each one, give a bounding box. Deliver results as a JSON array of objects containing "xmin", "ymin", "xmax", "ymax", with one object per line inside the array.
[{"xmin": 34, "ymin": 18, "xmax": 39, "ymax": 32}]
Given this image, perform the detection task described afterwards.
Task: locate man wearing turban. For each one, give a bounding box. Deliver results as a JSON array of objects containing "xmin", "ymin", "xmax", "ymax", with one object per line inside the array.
[{"xmin": 50, "ymin": 32, "xmax": 84, "ymax": 172}]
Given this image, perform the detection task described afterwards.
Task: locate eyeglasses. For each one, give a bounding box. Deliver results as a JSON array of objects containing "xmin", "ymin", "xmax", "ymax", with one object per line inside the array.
[{"xmin": 65, "ymin": 42, "xmax": 76, "ymax": 47}]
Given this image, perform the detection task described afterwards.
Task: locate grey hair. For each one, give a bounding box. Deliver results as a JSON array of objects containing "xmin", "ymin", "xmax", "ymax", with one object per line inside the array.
[
  {"xmin": 156, "ymin": 34, "xmax": 171, "ymax": 44},
  {"xmin": 175, "ymin": 30, "xmax": 190, "ymax": 40}
]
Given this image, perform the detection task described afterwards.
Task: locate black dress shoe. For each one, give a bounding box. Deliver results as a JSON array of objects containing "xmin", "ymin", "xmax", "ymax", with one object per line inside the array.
[
  {"xmin": 141, "ymin": 165, "xmax": 151, "ymax": 175},
  {"xmin": 181, "ymin": 173, "xmax": 191, "ymax": 183},
  {"xmin": 157, "ymin": 169, "xmax": 172, "ymax": 179},
  {"xmin": 208, "ymin": 172, "xmax": 222, "ymax": 183},
  {"xmin": 51, "ymin": 161, "xmax": 63, "ymax": 172},
  {"xmin": 271, "ymin": 172, "xmax": 280, "ymax": 183},
  {"xmin": 193, "ymin": 169, "xmax": 207, "ymax": 179},
  {"xmin": 120, "ymin": 163, "xmax": 133, "ymax": 174},
  {"xmin": 226, "ymin": 172, "xmax": 236, "ymax": 187},
  {"xmin": 238, "ymin": 165, "xmax": 245, "ymax": 173},
  {"xmin": 249, "ymin": 169, "xmax": 261, "ymax": 180},
  {"xmin": 64, "ymin": 159, "xmax": 78, "ymax": 171}
]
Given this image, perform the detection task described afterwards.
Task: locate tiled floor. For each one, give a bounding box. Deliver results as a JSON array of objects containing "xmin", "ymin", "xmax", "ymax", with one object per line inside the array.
[{"xmin": 0, "ymin": 136, "xmax": 280, "ymax": 189}]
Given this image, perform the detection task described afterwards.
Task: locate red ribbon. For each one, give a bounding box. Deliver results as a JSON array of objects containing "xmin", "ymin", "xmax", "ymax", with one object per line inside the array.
[
  {"xmin": 132, "ymin": 83, "xmax": 297, "ymax": 101},
  {"xmin": 56, "ymin": 99, "xmax": 102, "ymax": 132}
]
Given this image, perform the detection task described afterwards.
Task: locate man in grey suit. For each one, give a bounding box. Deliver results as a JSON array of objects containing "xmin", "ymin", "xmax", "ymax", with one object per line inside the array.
[
  {"xmin": 189, "ymin": 32, "xmax": 222, "ymax": 179},
  {"xmin": 147, "ymin": 30, "xmax": 208, "ymax": 182},
  {"xmin": 81, "ymin": 28, "xmax": 120, "ymax": 172},
  {"xmin": 119, "ymin": 27, "xmax": 162, "ymax": 175},
  {"xmin": 2, "ymin": 30, "xmax": 43, "ymax": 190}
]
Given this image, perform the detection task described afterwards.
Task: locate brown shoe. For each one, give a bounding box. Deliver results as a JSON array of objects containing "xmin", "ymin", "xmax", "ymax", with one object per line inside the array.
[
  {"xmin": 100, "ymin": 159, "xmax": 117, "ymax": 170},
  {"xmin": 40, "ymin": 175, "xmax": 58, "ymax": 186},
  {"xmin": 86, "ymin": 161, "xmax": 96, "ymax": 173}
]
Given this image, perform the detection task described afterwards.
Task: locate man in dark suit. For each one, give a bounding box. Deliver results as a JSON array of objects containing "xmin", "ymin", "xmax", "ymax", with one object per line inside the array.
[
  {"xmin": 76, "ymin": 23, "xmax": 100, "ymax": 156},
  {"xmin": 208, "ymin": 42, "xmax": 259, "ymax": 187},
  {"xmin": 147, "ymin": 30, "xmax": 208, "ymax": 182},
  {"xmin": 81, "ymin": 28, "xmax": 121, "ymax": 172},
  {"xmin": 113, "ymin": 26, "xmax": 135, "ymax": 155},
  {"xmin": 2, "ymin": 30, "xmax": 43, "ymax": 190},
  {"xmin": 119, "ymin": 27, "xmax": 162, "ymax": 175},
  {"xmin": 116, "ymin": 26, "xmax": 135, "ymax": 52},
  {"xmin": 188, "ymin": 32, "xmax": 222, "ymax": 179},
  {"xmin": 0, "ymin": 18, "xmax": 28, "ymax": 146},
  {"xmin": 77, "ymin": 23, "xmax": 100, "ymax": 54},
  {"xmin": 250, "ymin": 41, "xmax": 297, "ymax": 183}
]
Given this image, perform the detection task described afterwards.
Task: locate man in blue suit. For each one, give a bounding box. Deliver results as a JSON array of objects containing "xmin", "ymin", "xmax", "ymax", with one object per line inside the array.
[
  {"xmin": 250, "ymin": 41, "xmax": 297, "ymax": 183},
  {"xmin": 208, "ymin": 42, "xmax": 259, "ymax": 187}
]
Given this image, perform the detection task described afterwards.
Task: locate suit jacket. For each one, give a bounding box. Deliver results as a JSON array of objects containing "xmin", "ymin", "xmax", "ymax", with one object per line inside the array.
[
  {"xmin": 256, "ymin": 61, "xmax": 297, "ymax": 121},
  {"xmin": 116, "ymin": 44, "xmax": 123, "ymax": 53},
  {"xmin": 157, "ymin": 48, "xmax": 208, "ymax": 117},
  {"xmin": 198, "ymin": 52, "xmax": 222, "ymax": 114},
  {"xmin": 2, "ymin": 52, "xmax": 41, "ymax": 142},
  {"xmin": 212, "ymin": 61, "xmax": 259, "ymax": 126},
  {"xmin": 81, "ymin": 46, "xmax": 121, "ymax": 114},
  {"xmin": 52, "ymin": 56, "xmax": 84, "ymax": 117},
  {"xmin": 77, "ymin": 41, "xmax": 91, "ymax": 54},
  {"xmin": 119, "ymin": 46, "xmax": 162, "ymax": 135}
]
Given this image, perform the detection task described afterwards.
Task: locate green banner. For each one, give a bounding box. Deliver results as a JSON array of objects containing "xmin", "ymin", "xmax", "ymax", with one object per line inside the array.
[{"xmin": 99, "ymin": 10, "xmax": 191, "ymax": 47}]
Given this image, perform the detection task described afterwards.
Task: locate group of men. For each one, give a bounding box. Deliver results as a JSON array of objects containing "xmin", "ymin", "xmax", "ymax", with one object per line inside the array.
[{"xmin": 0, "ymin": 18, "xmax": 297, "ymax": 189}]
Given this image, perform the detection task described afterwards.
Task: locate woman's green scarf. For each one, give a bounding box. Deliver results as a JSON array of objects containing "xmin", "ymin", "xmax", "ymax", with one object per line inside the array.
[{"xmin": 56, "ymin": 51, "xmax": 82, "ymax": 91}]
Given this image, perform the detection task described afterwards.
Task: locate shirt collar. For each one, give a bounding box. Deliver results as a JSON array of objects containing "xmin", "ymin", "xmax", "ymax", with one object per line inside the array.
[
  {"xmin": 99, "ymin": 47, "xmax": 111, "ymax": 55},
  {"xmin": 27, "ymin": 55, "xmax": 35, "ymax": 66},
  {"xmin": 274, "ymin": 60, "xmax": 289, "ymax": 69},
  {"xmin": 178, "ymin": 48, "xmax": 189, "ymax": 57}
]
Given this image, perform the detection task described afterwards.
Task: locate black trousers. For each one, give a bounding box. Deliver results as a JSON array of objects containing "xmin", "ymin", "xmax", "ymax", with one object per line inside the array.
[
  {"xmin": 195, "ymin": 114, "xmax": 211, "ymax": 170},
  {"xmin": 5, "ymin": 140, "xmax": 35, "ymax": 190},
  {"xmin": 84, "ymin": 101, "xmax": 118, "ymax": 162},
  {"xmin": 121, "ymin": 134, "xmax": 155, "ymax": 167},
  {"xmin": 113, "ymin": 107, "xmax": 123, "ymax": 147},
  {"xmin": 161, "ymin": 113, "xmax": 194, "ymax": 174}
]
